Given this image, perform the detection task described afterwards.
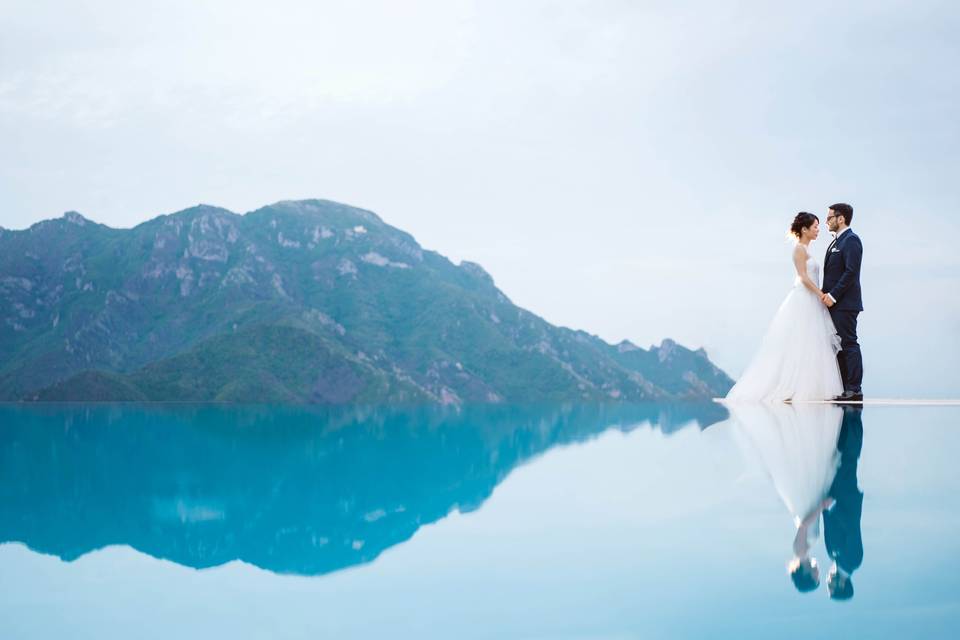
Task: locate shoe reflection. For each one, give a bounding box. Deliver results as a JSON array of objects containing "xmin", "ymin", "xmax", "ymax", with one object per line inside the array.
[{"xmin": 724, "ymin": 403, "xmax": 864, "ymax": 599}]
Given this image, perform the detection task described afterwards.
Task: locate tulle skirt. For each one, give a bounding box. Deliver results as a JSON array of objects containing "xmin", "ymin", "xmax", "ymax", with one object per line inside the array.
[{"xmin": 726, "ymin": 285, "xmax": 844, "ymax": 402}]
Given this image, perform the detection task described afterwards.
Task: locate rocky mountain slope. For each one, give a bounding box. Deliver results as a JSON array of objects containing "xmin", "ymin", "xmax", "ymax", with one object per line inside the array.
[{"xmin": 0, "ymin": 199, "xmax": 733, "ymax": 402}]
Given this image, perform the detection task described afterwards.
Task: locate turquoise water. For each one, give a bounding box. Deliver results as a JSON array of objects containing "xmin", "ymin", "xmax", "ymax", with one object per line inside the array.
[{"xmin": 1, "ymin": 402, "xmax": 957, "ymax": 638}]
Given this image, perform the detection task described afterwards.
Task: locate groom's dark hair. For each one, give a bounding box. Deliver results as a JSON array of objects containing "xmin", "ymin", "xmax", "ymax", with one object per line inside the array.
[{"xmin": 829, "ymin": 203, "xmax": 854, "ymax": 225}]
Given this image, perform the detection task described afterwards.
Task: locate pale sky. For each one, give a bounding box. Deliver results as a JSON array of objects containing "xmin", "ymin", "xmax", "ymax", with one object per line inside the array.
[{"xmin": 2, "ymin": 0, "xmax": 958, "ymax": 397}]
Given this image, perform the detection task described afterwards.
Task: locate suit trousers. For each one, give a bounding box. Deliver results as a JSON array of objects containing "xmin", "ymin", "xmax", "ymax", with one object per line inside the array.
[{"xmin": 830, "ymin": 310, "xmax": 863, "ymax": 393}]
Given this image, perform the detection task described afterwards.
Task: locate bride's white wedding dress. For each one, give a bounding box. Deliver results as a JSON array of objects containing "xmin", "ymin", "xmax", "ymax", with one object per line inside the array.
[{"xmin": 726, "ymin": 242, "xmax": 843, "ymax": 402}]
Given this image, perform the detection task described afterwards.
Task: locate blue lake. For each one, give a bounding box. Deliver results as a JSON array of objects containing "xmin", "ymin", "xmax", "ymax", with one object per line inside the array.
[{"xmin": 1, "ymin": 402, "xmax": 958, "ymax": 638}]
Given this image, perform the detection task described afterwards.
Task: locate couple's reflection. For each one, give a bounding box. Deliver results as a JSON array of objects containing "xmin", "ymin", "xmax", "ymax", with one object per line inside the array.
[{"xmin": 725, "ymin": 403, "xmax": 863, "ymax": 600}]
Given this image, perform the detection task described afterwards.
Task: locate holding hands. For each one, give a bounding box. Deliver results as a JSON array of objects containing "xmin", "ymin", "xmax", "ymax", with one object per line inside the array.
[{"xmin": 820, "ymin": 292, "xmax": 835, "ymax": 308}]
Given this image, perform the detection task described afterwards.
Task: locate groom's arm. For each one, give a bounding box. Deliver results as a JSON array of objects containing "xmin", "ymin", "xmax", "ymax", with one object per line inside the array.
[{"xmin": 827, "ymin": 237, "xmax": 863, "ymax": 304}]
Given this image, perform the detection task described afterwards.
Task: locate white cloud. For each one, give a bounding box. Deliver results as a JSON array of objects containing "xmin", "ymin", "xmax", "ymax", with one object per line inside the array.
[{"xmin": 1, "ymin": 0, "xmax": 958, "ymax": 395}]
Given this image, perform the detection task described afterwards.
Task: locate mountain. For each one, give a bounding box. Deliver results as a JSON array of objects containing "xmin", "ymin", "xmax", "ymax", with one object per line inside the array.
[
  {"xmin": 0, "ymin": 402, "xmax": 728, "ymax": 576},
  {"xmin": 0, "ymin": 199, "xmax": 733, "ymax": 403}
]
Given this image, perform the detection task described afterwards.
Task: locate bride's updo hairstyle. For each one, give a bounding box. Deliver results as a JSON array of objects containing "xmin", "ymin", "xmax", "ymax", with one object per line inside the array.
[{"xmin": 790, "ymin": 212, "xmax": 819, "ymax": 239}]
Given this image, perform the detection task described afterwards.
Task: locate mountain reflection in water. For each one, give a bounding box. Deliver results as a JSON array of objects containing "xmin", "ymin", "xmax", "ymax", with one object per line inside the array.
[{"xmin": 0, "ymin": 402, "xmax": 726, "ymax": 576}]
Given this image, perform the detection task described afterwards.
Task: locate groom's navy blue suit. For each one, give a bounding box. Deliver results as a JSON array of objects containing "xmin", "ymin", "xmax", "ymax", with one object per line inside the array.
[{"xmin": 823, "ymin": 228, "xmax": 864, "ymax": 394}]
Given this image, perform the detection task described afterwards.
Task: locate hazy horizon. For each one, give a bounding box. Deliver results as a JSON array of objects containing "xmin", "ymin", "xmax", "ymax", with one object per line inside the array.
[{"xmin": 3, "ymin": 1, "xmax": 958, "ymax": 396}]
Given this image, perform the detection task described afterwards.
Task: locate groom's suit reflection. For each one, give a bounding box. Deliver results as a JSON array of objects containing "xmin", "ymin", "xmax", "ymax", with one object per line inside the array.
[{"xmin": 824, "ymin": 407, "xmax": 864, "ymax": 600}]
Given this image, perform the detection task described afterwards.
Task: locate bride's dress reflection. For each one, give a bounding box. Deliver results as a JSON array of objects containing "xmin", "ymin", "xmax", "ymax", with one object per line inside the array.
[{"xmin": 724, "ymin": 403, "xmax": 864, "ymax": 598}]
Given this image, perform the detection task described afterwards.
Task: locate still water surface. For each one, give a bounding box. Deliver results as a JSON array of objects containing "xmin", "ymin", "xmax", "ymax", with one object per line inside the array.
[{"xmin": 1, "ymin": 402, "xmax": 957, "ymax": 638}]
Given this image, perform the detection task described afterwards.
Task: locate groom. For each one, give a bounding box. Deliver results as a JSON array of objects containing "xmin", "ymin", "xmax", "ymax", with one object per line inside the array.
[{"xmin": 820, "ymin": 203, "xmax": 864, "ymax": 402}]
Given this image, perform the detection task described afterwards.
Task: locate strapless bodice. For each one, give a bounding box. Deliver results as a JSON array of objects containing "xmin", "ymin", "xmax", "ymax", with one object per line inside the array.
[
  {"xmin": 794, "ymin": 250, "xmax": 821, "ymax": 290},
  {"xmin": 806, "ymin": 255, "xmax": 821, "ymax": 286}
]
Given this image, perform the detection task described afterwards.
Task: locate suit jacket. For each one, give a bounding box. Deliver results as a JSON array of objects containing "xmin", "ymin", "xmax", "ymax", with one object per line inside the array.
[{"xmin": 822, "ymin": 229, "xmax": 864, "ymax": 312}]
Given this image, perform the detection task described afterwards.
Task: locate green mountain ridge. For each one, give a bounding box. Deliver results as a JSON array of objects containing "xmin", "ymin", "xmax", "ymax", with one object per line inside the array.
[{"xmin": 0, "ymin": 199, "xmax": 733, "ymax": 403}]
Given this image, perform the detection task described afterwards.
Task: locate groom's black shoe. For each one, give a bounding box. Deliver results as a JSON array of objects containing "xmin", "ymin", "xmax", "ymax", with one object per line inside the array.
[{"xmin": 833, "ymin": 391, "xmax": 864, "ymax": 403}]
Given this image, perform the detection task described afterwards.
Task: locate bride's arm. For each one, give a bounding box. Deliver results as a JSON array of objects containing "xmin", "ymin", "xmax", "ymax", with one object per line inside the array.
[
  {"xmin": 792, "ymin": 498, "xmax": 835, "ymax": 555},
  {"xmin": 792, "ymin": 245, "xmax": 822, "ymax": 295}
]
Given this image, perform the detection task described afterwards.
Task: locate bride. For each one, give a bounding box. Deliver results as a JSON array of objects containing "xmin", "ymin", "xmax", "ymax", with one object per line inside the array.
[{"xmin": 725, "ymin": 212, "xmax": 844, "ymax": 402}]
